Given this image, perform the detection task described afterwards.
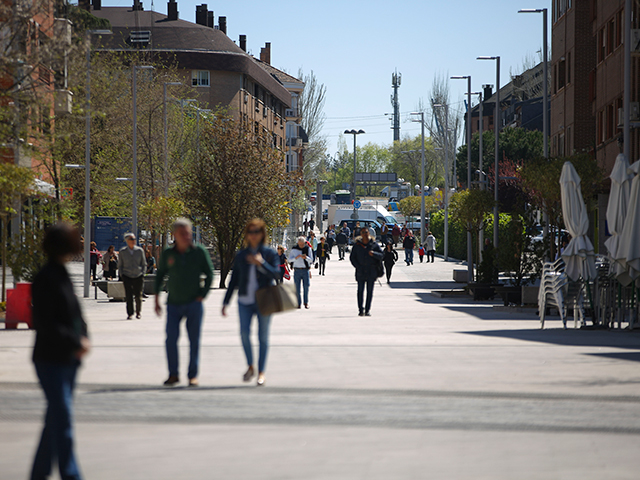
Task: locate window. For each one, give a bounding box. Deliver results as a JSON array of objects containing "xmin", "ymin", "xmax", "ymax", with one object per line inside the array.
[
  {"xmin": 597, "ymin": 110, "xmax": 604, "ymax": 144},
  {"xmin": 598, "ymin": 27, "xmax": 606, "ymax": 63},
  {"xmin": 559, "ymin": 134, "xmax": 565, "ymax": 157},
  {"xmin": 608, "ymin": 19, "xmax": 615, "ymax": 56},
  {"xmin": 607, "ymin": 104, "xmax": 615, "ymax": 139},
  {"xmin": 567, "ymin": 52, "xmax": 571, "ymax": 84},
  {"xmin": 558, "ymin": 58, "xmax": 566, "ymax": 90},
  {"xmin": 554, "ymin": 64, "xmax": 558, "ymax": 93},
  {"xmin": 191, "ymin": 70, "xmax": 209, "ymax": 87},
  {"xmin": 567, "ymin": 126, "xmax": 572, "ymax": 154},
  {"xmin": 616, "ymin": 11, "xmax": 623, "ymax": 48}
]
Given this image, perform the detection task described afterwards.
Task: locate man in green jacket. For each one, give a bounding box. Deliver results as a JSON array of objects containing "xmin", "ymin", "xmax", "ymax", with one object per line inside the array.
[{"xmin": 154, "ymin": 218, "xmax": 214, "ymax": 387}]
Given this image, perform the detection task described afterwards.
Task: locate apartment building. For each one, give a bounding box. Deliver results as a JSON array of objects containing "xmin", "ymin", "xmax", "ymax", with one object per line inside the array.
[{"xmin": 89, "ymin": 0, "xmax": 295, "ymax": 157}]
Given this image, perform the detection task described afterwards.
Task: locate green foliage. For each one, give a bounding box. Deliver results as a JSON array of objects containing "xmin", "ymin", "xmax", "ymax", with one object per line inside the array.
[
  {"xmin": 68, "ymin": 6, "xmax": 111, "ymax": 33},
  {"xmin": 0, "ymin": 164, "xmax": 34, "ymax": 216},
  {"xmin": 179, "ymin": 117, "xmax": 291, "ymax": 287},
  {"xmin": 456, "ymin": 127, "xmax": 543, "ymax": 186},
  {"xmin": 398, "ymin": 196, "xmax": 422, "ymax": 219},
  {"xmin": 429, "ymin": 210, "xmax": 467, "ymax": 261},
  {"xmin": 449, "ymin": 189, "xmax": 495, "ymax": 235},
  {"xmin": 7, "ymin": 200, "xmax": 51, "ymax": 283}
]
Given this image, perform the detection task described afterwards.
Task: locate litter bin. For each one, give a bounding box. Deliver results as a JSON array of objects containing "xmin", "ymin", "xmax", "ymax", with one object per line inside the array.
[{"xmin": 5, "ymin": 282, "xmax": 33, "ymax": 329}]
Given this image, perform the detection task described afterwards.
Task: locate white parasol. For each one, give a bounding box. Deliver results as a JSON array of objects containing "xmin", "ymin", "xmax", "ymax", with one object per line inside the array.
[
  {"xmin": 604, "ymin": 154, "xmax": 633, "ymax": 282},
  {"xmin": 616, "ymin": 160, "xmax": 640, "ymax": 285},
  {"xmin": 559, "ymin": 161, "xmax": 596, "ymax": 281}
]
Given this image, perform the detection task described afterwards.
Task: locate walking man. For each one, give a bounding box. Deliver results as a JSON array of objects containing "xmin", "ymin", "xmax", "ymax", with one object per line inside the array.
[
  {"xmin": 289, "ymin": 236, "xmax": 314, "ymax": 309},
  {"xmin": 154, "ymin": 218, "xmax": 214, "ymax": 387},
  {"xmin": 118, "ymin": 233, "xmax": 146, "ymax": 319},
  {"xmin": 350, "ymin": 227, "xmax": 383, "ymax": 316},
  {"xmin": 336, "ymin": 228, "xmax": 348, "ymax": 260},
  {"xmin": 403, "ymin": 231, "xmax": 416, "ymax": 266},
  {"xmin": 425, "ymin": 231, "xmax": 436, "ymax": 263}
]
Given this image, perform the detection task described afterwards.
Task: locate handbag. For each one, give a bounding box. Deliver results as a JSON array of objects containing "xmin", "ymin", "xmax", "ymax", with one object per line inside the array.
[{"xmin": 256, "ymin": 283, "xmax": 298, "ymax": 315}]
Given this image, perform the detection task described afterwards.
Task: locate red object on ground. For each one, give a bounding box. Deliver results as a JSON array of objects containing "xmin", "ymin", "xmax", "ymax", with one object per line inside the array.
[{"xmin": 5, "ymin": 282, "xmax": 33, "ymax": 329}]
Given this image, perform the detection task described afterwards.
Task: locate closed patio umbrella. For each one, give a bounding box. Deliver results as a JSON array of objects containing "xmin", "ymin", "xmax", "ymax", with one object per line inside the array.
[
  {"xmin": 616, "ymin": 160, "xmax": 640, "ymax": 286},
  {"xmin": 605, "ymin": 154, "xmax": 633, "ymax": 281},
  {"xmin": 560, "ymin": 161, "xmax": 596, "ymax": 281}
]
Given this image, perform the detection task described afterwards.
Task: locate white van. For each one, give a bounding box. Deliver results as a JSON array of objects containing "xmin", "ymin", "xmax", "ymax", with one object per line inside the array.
[{"xmin": 328, "ymin": 204, "xmax": 397, "ymax": 227}]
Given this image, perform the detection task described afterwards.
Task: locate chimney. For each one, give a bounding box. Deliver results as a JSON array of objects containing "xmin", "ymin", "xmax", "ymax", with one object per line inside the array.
[
  {"xmin": 167, "ymin": 0, "xmax": 178, "ymax": 20},
  {"xmin": 132, "ymin": 0, "xmax": 143, "ymax": 11},
  {"xmin": 239, "ymin": 35, "xmax": 246, "ymax": 52},
  {"xmin": 195, "ymin": 4, "xmax": 207, "ymax": 26},
  {"xmin": 259, "ymin": 42, "xmax": 271, "ymax": 65},
  {"xmin": 207, "ymin": 11, "xmax": 214, "ymax": 27},
  {"xmin": 79, "ymin": 0, "xmax": 90, "ymax": 11},
  {"xmin": 92, "ymin": 0, "xmax": 101, "ymax": 11},
  {"xmin": 483, "ymin": 84, "xmax": 493, "ymax": 101},
  {"xmin": 218, "ymin": 16, "xmax": 227, "ymax": 34}
]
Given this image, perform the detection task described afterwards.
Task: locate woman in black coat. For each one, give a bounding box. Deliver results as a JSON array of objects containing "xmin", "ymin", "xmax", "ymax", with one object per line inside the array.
[
  {"xmin": 31, "ymin": 223, "xmax": 90, "ymax": 480},
  {"xmin": 350, "ymin": 227, "xmax": 384, "ymax": 316},
  {"xmin": 383, "ymin": 242, "xmax": 398, "ymax": 283}
]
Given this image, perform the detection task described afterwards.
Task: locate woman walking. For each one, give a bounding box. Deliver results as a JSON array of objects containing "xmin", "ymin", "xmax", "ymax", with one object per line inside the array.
[
  {"xmin": 383, "ymin": 242, "xmax": 398, "ymax": 283},
  {"xmin": 88, "ymin": 241, "xmax": 101, "ymax": 280},
  {"xmin": 350, "ymin": 227, "xmax": 383, "ymax": 316},
  {"xmin": 102, "ymin": 245, "xmax": 118, "ymax": 279},
  {"xmin": 276, "ymin": 245, "xmax": 289, "ymax": 284},
  {"xmin": 30, "ymin": 223, "xmax": 90, "ymax": 480},
  {"xmin": 222, "ymin": 219, "xmax": 280, "ymax": 386},
  {"xmin": 145, "ymin": 245, "xmax": 156, "ymax": 274},
  {"xmin": 316, "ymin": 236, "xmax": 330, "ymax": 276}
]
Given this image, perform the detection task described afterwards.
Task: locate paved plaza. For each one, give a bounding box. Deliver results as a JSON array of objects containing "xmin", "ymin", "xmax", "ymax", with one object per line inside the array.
[{"xmin": 2, "ymin": 252, "xmax": 640, "ymax": 479}]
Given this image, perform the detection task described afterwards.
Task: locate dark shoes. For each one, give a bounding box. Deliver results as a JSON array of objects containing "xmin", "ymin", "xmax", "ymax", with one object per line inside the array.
[
  {"xmin": 358, "ymin": 311, "xmax": 364, "ymax": 317},
  {"xmin": 365, "ymin": 312, "xmax": 371, "ymax": 317},
  {"xmin": 136, "ymin": 313, "xmax": 141, "ymax": 319},
  {"xmin": 163, "ymin": 375, "xmax": 179, "ymax": 386},
  {"xmin": 243, "ymin": 366, "xmax": 255, "ymax": 382},
  {"xmin": 305, "ymin": 304, "xmax": 309, "ymax": 309}
]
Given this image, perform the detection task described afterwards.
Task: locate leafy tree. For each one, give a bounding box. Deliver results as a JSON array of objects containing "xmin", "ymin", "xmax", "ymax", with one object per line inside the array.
[
  {"xmin": 389, "ymin": 136, "xmax": 439, "ymax": 189},
  {"xmin": 399, "ymin": 196, "xmax": 422, "ymax": 219},
  {"xmin": 139, "ymin": 196, "xmax": 187, "ymax": 250},
  {"xmin": 179, "ymin": 117, "xmax": 290, "ymax": 288},
  {"xmin": 0, "ymin": 164, "xmax": 34, "ymax": 300}
]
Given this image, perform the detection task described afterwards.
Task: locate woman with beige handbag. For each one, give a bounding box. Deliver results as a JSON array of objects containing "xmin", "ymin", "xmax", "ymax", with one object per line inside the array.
[{"xmin": 222, "ymin": 219, "xmax": 281, "ymax": 386}]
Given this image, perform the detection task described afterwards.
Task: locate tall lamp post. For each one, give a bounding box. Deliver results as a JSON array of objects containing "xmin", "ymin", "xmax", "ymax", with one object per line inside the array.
[
  {"xmin": 477, "ymin": 56, "xmax": 500, "ymax": 251},
  {"xmin": 132, "ymin": 65, "xmax": 154, "ymax": 241},
  {"xmin": 163, "ymin": 82, "xmax": 181, "ymax": 196},
  {"xmin": 410, "ymin": 112, "xmax": 426, "ymax": 245},
  {"xmin": 519, "ymin": 8, "xmax": 549, "ymax": 251},
  {"xmin": 344, "ymin": 129, "xmax": 365, "ymax": 219},
  {"xmin": 433, "ymin": 103, "xmax": 450, "ymax": 261},
  {"xmin": 451, "ymin": 75, "xmax": 473, "ymax": 281},
  {"xmin": 81, "ymin": 29, "xmax": 111, "ymax": 298}
]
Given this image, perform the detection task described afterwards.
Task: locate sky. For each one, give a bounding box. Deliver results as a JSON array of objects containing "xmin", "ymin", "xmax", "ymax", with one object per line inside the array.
[{"xmin": 99, "ymin": 0, "xmax": 552, "ymax": 155}]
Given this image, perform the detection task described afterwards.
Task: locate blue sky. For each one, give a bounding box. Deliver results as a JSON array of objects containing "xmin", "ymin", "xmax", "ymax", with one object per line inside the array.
[{"xmin": 100, "ymin": 0, "xmax": 552, "ymax": 154}]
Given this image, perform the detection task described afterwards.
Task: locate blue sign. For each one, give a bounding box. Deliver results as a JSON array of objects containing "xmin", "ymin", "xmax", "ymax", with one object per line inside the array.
[{"xmin": 353, "ymin": 200, "xmax": 362, "ymax": 209}]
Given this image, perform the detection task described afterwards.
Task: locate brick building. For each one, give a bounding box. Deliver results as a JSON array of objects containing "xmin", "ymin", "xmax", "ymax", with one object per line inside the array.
[
  {"xmin": 90, "ymin": 0, "xmax": 302, "ymax": 160},
  {"xmin": 550, "ymin": 0, "xmax": 640, "ymax": 252}
]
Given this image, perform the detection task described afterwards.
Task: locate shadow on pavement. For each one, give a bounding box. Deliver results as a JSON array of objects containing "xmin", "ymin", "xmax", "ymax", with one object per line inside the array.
[
  {"xmin": 441, "ymin": 304, "xmax": 535, "ymax": 320},
  {"xmin": 462, "ymin": 328, "xmax": 640, "ymax": 350},
  {"xmin": 586, "ymin": 352, "xmax": 640, "ymax": 363}
]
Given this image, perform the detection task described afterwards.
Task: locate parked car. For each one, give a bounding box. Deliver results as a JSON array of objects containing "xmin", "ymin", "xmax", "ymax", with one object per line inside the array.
[
  {"xmin": 309, "ymin": 191, "xmax": 317, "ymax": 203},
  {"xmin": 322, "ymin": 208, "xmax": 328, "ymax": 221}
]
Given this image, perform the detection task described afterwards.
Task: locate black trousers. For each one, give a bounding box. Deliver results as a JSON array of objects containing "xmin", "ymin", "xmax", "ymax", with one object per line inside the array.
[
  {"xmin": 319, "ymin": 257, "xmax": 327, "ymax": 274},
  {"xmin": 357, "ymin": 278, "xmax": 375, "ymax": 313},
  {"xmin": 337, "ymin": 245, "xmax": 346, "ymax": 260},
  {"xmin": 427, "ymin": 250, "xmax": 435, "ymax": 262},
  {"xmin": 384, "ymin": 263, "xmax": 394, "ymax": 282},
  {"xmin": 122, "ymin": 274, "xmax": 143, "ymax": 316}
]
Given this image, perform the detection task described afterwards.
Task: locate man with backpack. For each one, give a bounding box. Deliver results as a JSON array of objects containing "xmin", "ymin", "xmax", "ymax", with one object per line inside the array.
[
  {"xmin": 336, "ymin": 226, "xmax": 348, "ymax": 260},
  {"xmin": 350, "ymin": 226, "xmax": 384, "ymax": 317},
  {"xmin": 288, "ymin": 236, "xmax": 314, "ymax": 309}
]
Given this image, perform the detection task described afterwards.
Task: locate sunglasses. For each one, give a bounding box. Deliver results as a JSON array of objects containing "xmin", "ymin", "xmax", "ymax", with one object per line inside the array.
[{"xmin": 247, "ymin": 229, "xmax": 262, "ymax": 235}]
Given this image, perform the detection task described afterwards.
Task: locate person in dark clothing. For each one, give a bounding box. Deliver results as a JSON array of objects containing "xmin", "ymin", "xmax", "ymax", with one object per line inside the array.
[
  {"xmin": 403, "ymin": 232, "xmax": 416, "ymax": 265},
  {"xmin": 276, "ymin": 245, "xmax": 289, "ymax": 284},
  {"xmin": 118, "ymin": 233, "xmax": 147, "ymax": 319},
  {"xmin": 102, "ymin": 245, "xmax": 118, "ymax": 279},
  {"xmin": 316, "ymin": 236, "xmax": 330, "ymax": 275},
  {"xmin": 31, "ymin": 222, "xmax": 90, "ymax": 480},
  {"xmin": 350, "ymin": 227, "xmax": 384, "ymax": 316},
  {"xmin": 336, "ymin": 229, "xmax": 348, "ymax": 260},
  {"xmin": 88, "ymin": 241, "xmax": 101, "ymax": 280},
  {"xmin": 309, "ymin": 217, "xmax": 315, "ymax": 231},
  {"xmin": 383, "ymin": 242, "xmax": 398, "ymax": 283}
]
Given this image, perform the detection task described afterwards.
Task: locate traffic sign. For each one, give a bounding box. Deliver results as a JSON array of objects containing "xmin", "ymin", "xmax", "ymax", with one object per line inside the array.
[
  {"xmin": 353, "ymin": 200, "xmax": 362, "ymax": 209},
  {"xmin": 434, "ymin": 190, "xmax": 443, "ymax": 202}
]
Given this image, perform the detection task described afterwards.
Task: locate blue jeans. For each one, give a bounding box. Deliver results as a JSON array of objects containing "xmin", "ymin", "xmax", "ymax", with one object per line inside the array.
[
  {"xmin": 31, "ymin": 362, "xmax": 82, "ymax": 480},
  {"xmin": 404, "ymin": 248, "xmax": 414, "ymax": 264},
  {"xmin": 293, "ymin": 268, "xmax": 310, "ymax": 306},
  {"xmin": 166, "ymin": 301, "xmax": 203, "ymax": 379},
  {"xmin": 238, "ymin": 302, "xmax": 272, "ymax": 372}
]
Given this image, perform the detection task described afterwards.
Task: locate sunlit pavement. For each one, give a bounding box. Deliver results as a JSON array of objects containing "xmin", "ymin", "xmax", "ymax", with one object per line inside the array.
[{"xmin": 2, "ymin": 253, "xmax": 640, "ymax": 479}]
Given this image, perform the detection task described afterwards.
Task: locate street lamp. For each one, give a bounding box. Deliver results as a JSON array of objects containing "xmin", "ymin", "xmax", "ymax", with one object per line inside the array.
[
  {"xmin": 344, "ymin": 129, "xmax": 365, "ymax": 219},
  {"xmin": 476, "ymin": 56, "xmax": 500, "ymax": 252},
  {"xmin": 410, "ymin": 112, "xmax": 426, "ymax": 245},
  {"xmin": 132, "ymin": 65, "xmax": 154, "ymax": 242},
  {"xmin": 163, "ymin": 82, "xmax": 181, "ymax": 196},
  {"xmin": 451, "ymin": 75, "xmax": 473, "ymax": 281},
  {"xmin": 80, "ymin": 29, "xmax": 111, "ymax": 298},
  {"xmin": 433, "ymin": 103, "xmax": 450, "ymax": 261}
]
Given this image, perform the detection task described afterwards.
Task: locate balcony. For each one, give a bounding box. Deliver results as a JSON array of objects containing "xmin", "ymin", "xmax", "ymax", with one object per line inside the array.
[
  {"xmin": 285, "ymin": 108, "xmax": 301, "ymax": 119},
  {"xmin": 286, "ymin": 137, "xmax": 303, "ymax": 148}
]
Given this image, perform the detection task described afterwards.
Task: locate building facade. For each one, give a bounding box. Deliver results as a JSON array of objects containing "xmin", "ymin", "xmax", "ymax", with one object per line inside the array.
[{"xmin": 91, "ymin": 0, "xmax": 295, "ymax": 158}]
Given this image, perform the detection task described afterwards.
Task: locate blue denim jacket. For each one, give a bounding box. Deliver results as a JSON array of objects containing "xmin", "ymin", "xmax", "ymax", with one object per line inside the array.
[{"xmin": 223, "ymin": 244, "xmax": 280, "ymax": 305}]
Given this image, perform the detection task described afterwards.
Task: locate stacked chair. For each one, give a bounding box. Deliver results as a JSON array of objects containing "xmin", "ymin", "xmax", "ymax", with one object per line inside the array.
[{"xmin": 538, "ymin": 258, "xmax": 586, "ymax": 329}]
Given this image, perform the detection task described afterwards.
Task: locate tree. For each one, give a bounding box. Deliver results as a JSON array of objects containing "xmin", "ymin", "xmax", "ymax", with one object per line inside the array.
[
  {"xmin": 179, "ymin": 117, "xmax": 291, "ymax": 288},
  {"xmin": 0, "ymin": 163, "xmax": 34, "ymax": 301},
  {"xmin": 389, "ymin": 136, "xmax": 438, "ymax": 189},
  {"xmin": 399, "ymin": 196, "xmax": 422, "ymax": 219},
  {"xmin": 297, "ymin": 69, "xmax": 327, "ymax": 181},
  {"xmin": 449, "ymin": 189, "xmax": 495, "ymax": 280}
]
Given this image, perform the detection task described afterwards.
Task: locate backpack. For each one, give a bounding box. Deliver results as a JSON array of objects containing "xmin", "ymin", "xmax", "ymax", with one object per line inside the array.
[{"xmin": 376, "ymin": 257, "xmax": 385, "ymax": 278}]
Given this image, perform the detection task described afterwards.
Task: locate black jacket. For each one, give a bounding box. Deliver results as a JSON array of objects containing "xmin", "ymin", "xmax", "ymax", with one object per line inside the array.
[
  {"xmin": 336, "ymin": 231, "xmax": 348, "ymax": 245},
  {"xmin": 383, "ymin": 248, "xmax": 398, "ymax": 265},
  {"xmin": 350, "ymin": 238, "xmax": 384, "ymax": 281},
  {"xmin": 316, "ymin": 242, "xmax": 330, "ymax": 260},
  {"xmin": 403, "ymin": 236, "xmax": 416, "ymax": 250},
  {"xmin": 32, "ymin": 262, "xmax": 88, "ymax": 364}
]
